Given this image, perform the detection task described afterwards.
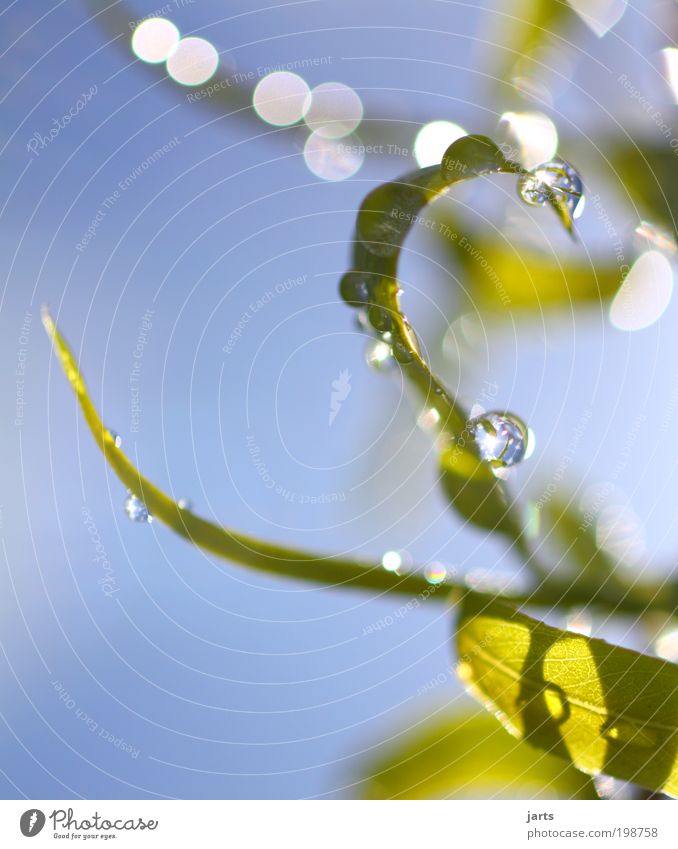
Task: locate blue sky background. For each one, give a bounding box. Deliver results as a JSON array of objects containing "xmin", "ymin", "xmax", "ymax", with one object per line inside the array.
[{"xmin": 1, "ymin": 0, "xmax": 678, "ymax": 799}]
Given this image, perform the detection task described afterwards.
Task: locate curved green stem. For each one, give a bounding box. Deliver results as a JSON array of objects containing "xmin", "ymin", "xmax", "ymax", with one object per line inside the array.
[{"xmin": 42, "ymin": 308, "xmax": 676, "ymax": 615}]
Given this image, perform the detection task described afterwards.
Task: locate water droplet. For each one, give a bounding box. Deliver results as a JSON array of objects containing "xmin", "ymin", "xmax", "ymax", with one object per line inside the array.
[
  {"xmin": 401, "ymin": 319, "xmax": 422, "ymax": 357},
  {"xmin": 425, "ymin": 562, "xmax": 447, "ymax": 584},
  {"xmin": 177, "ymin": 497, "xmax": 193, "ymax": 511},
  {"xmin": 392, "ymin": 341, "xmax": 414, "ymax": 364},
  {"xmin": 417, "ymin": 407, "xmax": 441, "ymax": 432},
  {"xmin": 339, "ymin": 271, "xmax": 371, "ymax": 307},
  {"xmin": 107, "ymin": 429, "xmax": 122, "ymax": 448},
  {"xmin": 518, "ymin": 158, "xmax": 584, "ymax": 219},
  {"xmin": 602, "ymin": 718, "xmax": 656, "ymax": 748},
  {"xmin": 364, "ymin": 339, "xmax": 394, "ymax": 371},
  {"xmin": 124, "ymin": 492, "xmax": 152, "ymax": 523},
  {"xmin": 368, "ymin": 304, "xmax": 392, "ymax": 333},
  {"xmin": 471, "ymin": 412, "xmax": 529, "ymax": 467}
]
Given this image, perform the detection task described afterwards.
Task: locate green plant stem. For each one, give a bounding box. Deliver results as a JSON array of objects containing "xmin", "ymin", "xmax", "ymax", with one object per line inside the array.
[{"xmin": 42, "ymin": 307, "xmax": 676, "ymax": 615}]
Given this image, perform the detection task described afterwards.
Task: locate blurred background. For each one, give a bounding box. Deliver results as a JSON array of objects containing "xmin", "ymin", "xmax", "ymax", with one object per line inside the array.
[{"xmin": 1, "ymin": 0, "xmax": 678, "ymax": 799}]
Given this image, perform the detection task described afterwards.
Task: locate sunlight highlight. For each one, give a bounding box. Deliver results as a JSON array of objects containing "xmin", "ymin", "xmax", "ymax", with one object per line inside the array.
[
  {"xmin": 253, "ymin": 72, "xmax": 311, "ymax": 126},
  {"xmin": 609, "ymin": 250, "xmax": 673, "ymax": 331},
  {"xmin": 413, "ymin": 121, "xmax": 466, "ymax": 167},
  {"xmin": 131, "ymin": 18, "xmax": 180, "ymax": 64},
  {"xmin": 166, "ymin": 36, "xmax": 219, "ymax": 86}
]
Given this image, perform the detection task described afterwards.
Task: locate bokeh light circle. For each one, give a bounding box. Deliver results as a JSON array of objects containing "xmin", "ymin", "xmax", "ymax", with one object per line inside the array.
[
  {"xmin": 413, "ymin": 120, "xmax": 467, "ymax": 167},
  {"xmin": 131, "ymin": 18, "xmax": 180, "ymax": 64},
  {"xmin": 304, "ymin": 82, "xmax": 363, "ymax": 139},
  {"xmin": 303, "ymin": 133, "xmax": 364, "ymax": 181},
  {"xmin": 253, "ymin": 72, "xmax": 311, "ymax": 126},
  {"xmin": 166, "ymin": 36, "xmax": 219, "ymax": 86}
]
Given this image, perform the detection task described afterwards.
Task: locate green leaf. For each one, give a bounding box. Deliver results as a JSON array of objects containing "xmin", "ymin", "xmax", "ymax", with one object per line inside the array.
[
  {"xmin": 359, "ymin": 708, "xmax": 598, "ymax": 799},
  {"xmin": 41, "ymin": 309, "xmax": 678, "ymax": 616},
  {"xmin": 456, "ymin": 593, "xmax": 678, "ymax": 798},
  {"xmin": 540, "ymin": 496, "xmax": 620, "ymax": 591},
  {"xmin": 440, "ymin": 227, "xmax": 622, "ymax": 313},
  {"xmin": 439, "ymin": 443, "xmax": 522, "ymax": 538}
]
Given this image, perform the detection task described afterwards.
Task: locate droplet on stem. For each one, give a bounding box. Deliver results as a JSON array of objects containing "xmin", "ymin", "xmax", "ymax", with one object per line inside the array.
[
  {"xmin": 364, "ymin": 339, "xmax": 394, "ymax": 371},
  {"xmin": 518, "ymin": 158, "xmax": 584, "ymax": 219},
  {"xmin": 107, "ymin": 429, "xmax": 122, "ymax": 448},
  {"xmin": 339, "ymin": 271, "xmax": 371, "ymax": 306},
  {"xmin": 124, "ymin": 492, "xmax": 152, "ymax": 523},
  {"xmin": 471, "ymin": 412, "xmax": 529, "ymax": 468}
]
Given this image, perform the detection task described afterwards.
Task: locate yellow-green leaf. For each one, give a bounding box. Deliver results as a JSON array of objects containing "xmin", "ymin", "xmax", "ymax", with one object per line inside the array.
[
  {"xmin": 359, "ymin": 708, "xmax": 598, "ymax": 799},
  {"xmin": 446, "ymin": 234, "xmax": 622, "ymax": 313},
  {"xmin": 456, "ymin": 594, "xmax": 678, "ymax": 797}
]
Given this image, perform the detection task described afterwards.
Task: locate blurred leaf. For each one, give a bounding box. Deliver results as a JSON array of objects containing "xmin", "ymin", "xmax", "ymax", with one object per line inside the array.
[
  {"xmin": 609, "ymin": 143, "xmax": 678, "ymax": 237},
  {"xmin": 456, "ymin": 594, "xmax": 678, "ymax": 798},
  {"xmin": 360, "ymin": 708, "xmax": 597, "ymax": 799},
  {"xmin": 541, "ymin": 496, "xmax": 619, "ymax": 587},
  {"xmin": 440, "ymin": 229, "xmax": 622, "ymax": 312},
  {"xmin": 491, "ymin": 0, "xmax": 576, "ymax": 85},
  {"xmin": 439, "ymin": 444, "xmax": 522, "ymax": 537}
]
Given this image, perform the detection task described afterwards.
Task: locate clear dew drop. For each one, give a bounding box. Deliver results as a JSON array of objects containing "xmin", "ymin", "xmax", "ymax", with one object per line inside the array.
[
  {"xmin": 364, "ymin": 339, "xmax": 395, "ymax": 371},
  {"xmin": 392, "ymin": 341, "xmax": 414, "ymax": 364},
  {"xmin": 339, "ymin": 271, "xmax": 371, "ymax": 306},
  {"xmin": 518, "ymin": 158, "xmax": 584, "ymax": 219},
  {"xmin": 471, "ymin": 412, "xmax": 529, "ymax": 468},
  {"xmin": 417, "ymin": 407, "xmax": 441, "ymax": 433},
  {"xmin": 368, "ymin": 304, "xmax": 392, "ymax": 333},
  {"xmin": 177, "ymin": 497, "xmax": 193, "ymax": 511},
  {"xmin": 124, "ymin": 491, "xmax": 152, "ymax": 524},
  {"xmin": 107, "ymin": 429, "xmax": 122, "ymax": 448}
]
